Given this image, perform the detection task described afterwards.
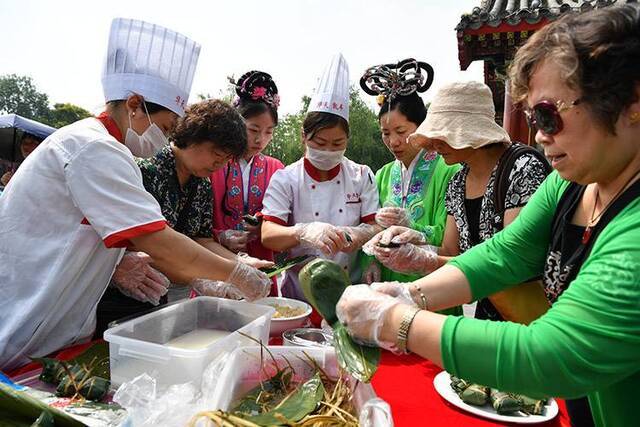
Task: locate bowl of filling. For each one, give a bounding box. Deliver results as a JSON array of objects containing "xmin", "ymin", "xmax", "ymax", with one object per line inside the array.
[{"xmin": 254, "ymin": 297, "xmax": 312, "ymax": 337}]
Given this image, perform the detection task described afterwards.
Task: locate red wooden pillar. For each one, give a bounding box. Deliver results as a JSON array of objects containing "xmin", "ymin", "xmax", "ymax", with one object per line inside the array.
[{"xmin": 503, "ymin": 80, "xmax": 534, "ymax": 145}]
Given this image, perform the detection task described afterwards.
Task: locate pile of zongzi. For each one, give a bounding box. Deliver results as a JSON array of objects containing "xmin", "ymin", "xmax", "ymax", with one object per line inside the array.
[
  {"xmin": 34, "ymin": 357, "xmax": 110, "ymax": 401},
  {"xmin": 450, "ymin": 376, "xmax": 547, "ymax": 416}
]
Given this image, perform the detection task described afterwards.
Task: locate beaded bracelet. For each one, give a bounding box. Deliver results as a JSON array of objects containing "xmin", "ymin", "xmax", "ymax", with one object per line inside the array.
[{"xmin": 413, "ymin": 284, "xmax": 428, "ymax": 310}]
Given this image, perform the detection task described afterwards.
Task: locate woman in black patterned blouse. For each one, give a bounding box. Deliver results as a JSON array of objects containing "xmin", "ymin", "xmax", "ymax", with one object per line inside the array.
[{"xmin": 367, "ymin": 81, "xmax": 550, "ymax": 321}]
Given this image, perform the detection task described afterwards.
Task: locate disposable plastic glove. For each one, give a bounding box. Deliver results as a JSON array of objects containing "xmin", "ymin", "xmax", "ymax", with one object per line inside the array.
[
  {"xmin": 236, "ymin": 252, "xmax": 274, "ymax": 270},
  {"xmin": 337, "ymin": 223, "xmax": 378, "ymax": 253},
  {"xmin": 372, "ymin": 243, "xmax": 439, "ymax": 275},
  {"xmin": 294, "ymin": 222, "xmax": 348, "ymax": 256},
  {"xmin": 190, "ymin": 279, "xmax": 243, "ymax": 300},
  {"xmin": 225, "ymin": 262, "xmax": 271, "ymax": 301},
  {"xmin": 370, "ymin": 281, "xmax": 416, "ymax": 306},
  {"xmin": 112, "ymin": 252, "xmax": 170, "ymax": 305},
  {"xmin": 375, "ymin": 206, "xmax": 411, "ymax": 229},
  {"xmin": 217, "ymin": 229, "xmax": 250, "ymax": 253},
  {"xmin": 336, "ymin": 284, "xmax": 403, "ymax": 351},
  {"xmin": 362, "ymin": 261, "xmax": 382, "ymax": 284},
  {"xmin": 366, "ymin": 226, "xmax": 427, "ymax": 250}
]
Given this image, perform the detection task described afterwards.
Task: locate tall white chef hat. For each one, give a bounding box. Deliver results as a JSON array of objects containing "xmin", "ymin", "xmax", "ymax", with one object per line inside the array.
[
  {"xmin": 101, "ymin": 18, "xmax": 201, "ymax": 117},
  {"xmin": 308, "ymin": 53, "xmax": 350, "ymax": 121}
]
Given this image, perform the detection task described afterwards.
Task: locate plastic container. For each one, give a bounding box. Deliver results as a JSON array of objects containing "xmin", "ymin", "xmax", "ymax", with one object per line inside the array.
[
  {"xmin": 104, "ymin": 297, "xmax": 274, "ymax": 388},
  {"xmin": 209, "ymin": 346, "xmax": 393, "ymax": 427}
]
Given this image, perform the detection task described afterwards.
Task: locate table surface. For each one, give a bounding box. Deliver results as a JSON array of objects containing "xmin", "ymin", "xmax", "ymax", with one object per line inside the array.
[{"xmin": 7, "ymin": 340, "xmax": 571, "ymax": 427}]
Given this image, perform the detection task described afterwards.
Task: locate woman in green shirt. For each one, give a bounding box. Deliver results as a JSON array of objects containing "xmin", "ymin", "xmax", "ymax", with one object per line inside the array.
[
  {"xmin": 358, "ymin": 59, "xmax": 460, "ymax": 289},
  {"xmin": 336, "ymin": 5, "xmax": 640, "ymax": 427}
]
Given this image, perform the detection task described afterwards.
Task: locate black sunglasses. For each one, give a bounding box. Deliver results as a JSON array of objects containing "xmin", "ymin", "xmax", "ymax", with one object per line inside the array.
[{"xmin": 523, "ymin": 98, "xmax": 581, "ymax": 136}]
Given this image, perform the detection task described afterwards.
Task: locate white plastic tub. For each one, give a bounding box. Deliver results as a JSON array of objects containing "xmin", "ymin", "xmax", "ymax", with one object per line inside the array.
[
  {"xmin": 104, "ymin": 297, "xmax": 274, "ymax": 388},
  {"xmin": 208, "ymin": 346, "xmax": 394, "ymax": 427}
]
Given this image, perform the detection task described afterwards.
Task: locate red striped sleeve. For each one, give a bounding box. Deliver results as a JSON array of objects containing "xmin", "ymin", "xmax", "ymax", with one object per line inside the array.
[
  {"xmin": 103, "ymin": 220, "xmax": 167, "ymax": 248},
  {"xmin": 360, "ymin": 213, "xmax": 376, "ymax": 223},
  {"xmin": 262, "ymin": 215, "xmax": 288, "ymax": 226}
]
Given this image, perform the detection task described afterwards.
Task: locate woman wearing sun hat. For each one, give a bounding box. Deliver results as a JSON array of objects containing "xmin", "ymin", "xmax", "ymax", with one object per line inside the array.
[
  {"xmin": 336, "ymin": 5, "xmax": 640, "ymax": 426},
  {"xmin": 367, "ymin": 80, "xmax": 551, "ymax": 322}
]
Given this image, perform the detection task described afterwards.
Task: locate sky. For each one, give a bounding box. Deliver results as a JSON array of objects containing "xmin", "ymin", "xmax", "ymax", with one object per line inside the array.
[{"xmin": 0, "ymin": 0, "xmax": 484, "ymax": 115}]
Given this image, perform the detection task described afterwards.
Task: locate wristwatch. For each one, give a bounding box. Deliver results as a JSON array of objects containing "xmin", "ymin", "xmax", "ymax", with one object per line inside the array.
[{"xmin": 397, "ymin": 307, "xmax": 421, "ymax": 353}]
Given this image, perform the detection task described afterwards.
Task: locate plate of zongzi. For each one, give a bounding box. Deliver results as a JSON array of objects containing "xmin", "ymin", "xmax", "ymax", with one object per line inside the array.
[{"xmin": 433, "ymin": 371, "xmax": 558, "ymax": 424}]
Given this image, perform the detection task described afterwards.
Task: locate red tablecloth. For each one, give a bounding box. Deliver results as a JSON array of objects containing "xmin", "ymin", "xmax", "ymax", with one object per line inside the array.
[
  {"xmin": 372, "ymin": 351, "xmax": 571, "ymax": 427},
  {"xmin": 8, "ymin": 341, "xmax": 571, "ymax": 427}
]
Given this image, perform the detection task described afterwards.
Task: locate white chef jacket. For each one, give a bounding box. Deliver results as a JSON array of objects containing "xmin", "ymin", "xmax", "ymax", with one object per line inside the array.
[
  {"xmin": 0, "ymin": 117, "xmax": 166, "ymax": 370},
  {"xmin": 261, "ymin": 157, "xmax": 379, "ymax": 300}
]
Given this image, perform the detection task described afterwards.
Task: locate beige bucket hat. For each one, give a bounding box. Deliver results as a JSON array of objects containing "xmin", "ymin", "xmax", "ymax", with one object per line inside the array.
[{"xmin": 409, "ymin": 81, "xmax": 510, "ymax": 150}]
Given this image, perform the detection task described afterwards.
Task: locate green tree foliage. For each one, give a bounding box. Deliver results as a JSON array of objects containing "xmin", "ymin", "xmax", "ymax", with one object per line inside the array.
[
  {"xmin": 0, "ymin": 74, "xmax": 92, "ymax": 128},
  {"xmin": 0, "ymin": 74, "xmax": 50, "ymax": 120},
  {"xmin": 47, "ymin": 103, "xmax": 92, "ymax": 128}
]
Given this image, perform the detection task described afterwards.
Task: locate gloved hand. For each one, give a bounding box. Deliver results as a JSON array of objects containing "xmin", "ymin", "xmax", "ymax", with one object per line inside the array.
[
  {"xmin": 190, "ymin": 279, "xmax": 243, "ymax": 300},
  {"xmin": 337, "ymin": 223, "xmax": 378, "ymax": 253},
  {"xmin": 217, "ymin": 229, "xmax": 250, "ymax": 253},
  {"xmin": 375, "ymin": 225, "xmax": 427, "ymax": 246},
  {"xmin": 375, "ymin": 207, "xmax": 412, "ymax": 229},
  {"xmin": 372, "ymin": 243, "xmax": 439, "ymax": 275},
  {"xmin": 112, "ymin": 252, "xmax": 170, "ymax": 305},
  {"xmin": 336, "ymin": 284, "xmax": 405, "ymax": 351},
  {"xmin": 362, "ymin": 261, "xmax": 382, "ymax": 284},
  {"xmin": 371, "ymin": 281, "xmax": 416, "ymax": 306},
  {"xmin": 242, "ymin": 221, "xmax": 261, "ymax": 243},
  {"xmin": 294, "ymin": 222, "xmax": 348, "ymax": 256},
  {"xmin": 225, "ymin": 262, "xmax": 271, "ymax": 301},
  {"xmin": 236, "ymin": 252, "xmax": 274, "ymax": 270}
]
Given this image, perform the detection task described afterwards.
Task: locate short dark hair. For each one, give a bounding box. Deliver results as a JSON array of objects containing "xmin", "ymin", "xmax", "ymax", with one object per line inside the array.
[
  {"xmin": 509, "ymin": 4, "xmax": 640, "ymax": 134},
  {"xmin": 21, "ymin": 132, "xmax": 43, "ymax": 143},
  {"xmin": 302, "ymin": 112, "xmax": 350, "ymax": 138},
  {"xmin": 378, "ymin": 92, "xmax": 427, "ymax": 126},
  {"xmin": 171, "ymin": 99, "xmax": 247, "ymax": 158}
]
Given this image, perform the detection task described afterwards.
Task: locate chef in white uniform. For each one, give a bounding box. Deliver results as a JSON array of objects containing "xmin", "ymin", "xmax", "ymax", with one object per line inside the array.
[
  {"xmin": 0, "ymin": 18, "xmax": 270, "ymax": 371},
  {"xmin": 261, "ymin": 54, "xmax": 380, "ymax": 301}
]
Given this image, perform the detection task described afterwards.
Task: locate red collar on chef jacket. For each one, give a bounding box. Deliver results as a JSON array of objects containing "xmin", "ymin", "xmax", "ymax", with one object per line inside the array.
[
  {"xmin": 96, "ymin": 111, "xmax": 124, "ymax": 143},
  {"xmin": 303, "ymin": 158, "xmax": 341, "ymax": 182}
]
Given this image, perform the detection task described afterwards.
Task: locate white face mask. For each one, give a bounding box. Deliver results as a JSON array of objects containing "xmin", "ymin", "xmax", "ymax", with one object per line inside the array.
[
  {"xmin": 305, "ymin": 146, "xmax": 345, "ymax": 170},
  {"xmin": 125, "ymin": 103, "xmax": 169, "ymax": 158}
]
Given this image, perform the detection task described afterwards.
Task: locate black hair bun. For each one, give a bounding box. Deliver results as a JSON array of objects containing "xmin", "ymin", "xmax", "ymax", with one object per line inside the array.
[
  {"xmin": 232, "ymin": 71, "xmax": 279, "ymax": 109},
  {"xmin": 360, "ymin": 58, "xmax": 434, "ymax": 106}
]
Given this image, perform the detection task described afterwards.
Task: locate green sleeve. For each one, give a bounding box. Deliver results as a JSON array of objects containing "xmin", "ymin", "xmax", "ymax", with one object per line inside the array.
[
  {"xmin": 441, "ymin": 196, "xmax": 640, "ymax": 399},
  {"xmin": 448, "ymin": 172, "xmax": 570, "ymax": 299},
  {"xmin": 411, "ymin": 159, "xmax": 459, "ymax": 246}
]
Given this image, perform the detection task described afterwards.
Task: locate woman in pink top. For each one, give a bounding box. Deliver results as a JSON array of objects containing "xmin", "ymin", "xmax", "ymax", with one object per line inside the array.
[{"xmin": 211, "ymin": 71, "xmax": 284, "ymax": 294}]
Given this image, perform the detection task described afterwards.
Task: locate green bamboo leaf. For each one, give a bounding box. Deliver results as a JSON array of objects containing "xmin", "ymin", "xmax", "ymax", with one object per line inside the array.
[
  {"xmin": 0, "ymin": 384, "xmax": 86, "ymax": 427},
  {"xmin": 299, "ymin": 259, "xmax": 380, "ymax": 382},
  {"xmin": 239, "ymin": 372, "xmax": 324, "ymax": 426},
  {"xmin": 332, "ymin": 322, "xmax": 380, "ymax": 383},
  {"xmin": 260, "ymin": 255, "xmax": 313, "ymax": 278}
]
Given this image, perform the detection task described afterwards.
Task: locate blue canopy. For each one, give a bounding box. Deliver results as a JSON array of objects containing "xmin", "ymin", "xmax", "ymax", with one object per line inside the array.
[{"xmin": 0, "ymin": 114, "xmax": 57, "ymax": 162}]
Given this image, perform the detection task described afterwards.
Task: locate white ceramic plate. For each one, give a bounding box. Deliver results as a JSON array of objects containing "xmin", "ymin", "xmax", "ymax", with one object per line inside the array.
[{"xmin": 433, "ymin": 371, "xmax": 559, "ymax": 424}]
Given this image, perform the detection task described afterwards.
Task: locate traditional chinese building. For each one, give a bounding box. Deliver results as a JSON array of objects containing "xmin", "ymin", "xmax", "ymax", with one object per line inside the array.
[{"xmin": 456, "ymin": 0, "xmax": 635, "ymax": 144}]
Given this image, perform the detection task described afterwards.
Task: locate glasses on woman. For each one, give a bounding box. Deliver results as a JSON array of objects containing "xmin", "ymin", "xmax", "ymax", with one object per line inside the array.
[{"xmin": 523, "ymin": 98, "xmax": 581, "ymax": 136}]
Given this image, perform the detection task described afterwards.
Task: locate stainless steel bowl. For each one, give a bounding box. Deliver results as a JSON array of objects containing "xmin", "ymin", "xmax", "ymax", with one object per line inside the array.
[{"xmin": 282, "ymin": 328, "xmax": 334, "ymax": 348}]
